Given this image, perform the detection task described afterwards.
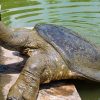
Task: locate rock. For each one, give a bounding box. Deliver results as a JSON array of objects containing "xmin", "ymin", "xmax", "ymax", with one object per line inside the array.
[
  {"xmin": 38, "ymin": 82, "xmax": 81, "ymax": 100},
  {"xmin": 0, "ymin": 47, "xmax": 81, "ymax": 100}
]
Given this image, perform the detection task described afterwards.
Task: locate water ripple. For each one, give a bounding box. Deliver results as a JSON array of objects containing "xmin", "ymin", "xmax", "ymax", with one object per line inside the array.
[{"xmin": 1, "ymin": 0, "xmax": 100, "ymax": 45}]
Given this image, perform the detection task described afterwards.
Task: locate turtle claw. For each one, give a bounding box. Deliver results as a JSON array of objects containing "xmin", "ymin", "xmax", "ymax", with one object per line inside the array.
[
  {"xmin": 7, "ymin": 81, "xmax": 26, "ymax": 100},
  {"xmin": 7, "ymin": 97, "xmax": 17, "ymax": 100},
  {"xmin": 7, "ymin": 76, "xmax": 39, "ymax": 100},
  {"xmin": 7, "ymin": 97, "xmax": 25, "ymax": 100}
]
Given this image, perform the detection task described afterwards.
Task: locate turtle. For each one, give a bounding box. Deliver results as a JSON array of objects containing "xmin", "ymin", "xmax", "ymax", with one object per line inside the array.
[{"xmin": 0, "ymin": 21, "xmax": 100, "ymax": 100}]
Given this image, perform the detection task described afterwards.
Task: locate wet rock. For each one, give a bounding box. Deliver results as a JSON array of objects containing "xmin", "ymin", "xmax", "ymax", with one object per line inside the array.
[{"xmin": 0, "ymin": 47, "xmax": 81, "ymax": 100}]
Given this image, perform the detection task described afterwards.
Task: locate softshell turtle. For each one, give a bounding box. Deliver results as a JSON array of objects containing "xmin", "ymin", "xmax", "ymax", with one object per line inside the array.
[{"xmin": 0, "ymin": 21, "xmax": 100, "ymax": 100}]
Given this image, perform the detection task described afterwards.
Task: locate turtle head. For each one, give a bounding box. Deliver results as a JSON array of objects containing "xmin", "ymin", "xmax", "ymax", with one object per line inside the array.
[{"xmin": 0, "ymin": 21, "xmax": 30, "ymax": 51}]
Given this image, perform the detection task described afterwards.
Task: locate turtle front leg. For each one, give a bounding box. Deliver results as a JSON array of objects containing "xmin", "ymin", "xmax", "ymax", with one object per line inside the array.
[{"xmin": 7, "ymin": 51, "xmax": 49, "ymax": 100}]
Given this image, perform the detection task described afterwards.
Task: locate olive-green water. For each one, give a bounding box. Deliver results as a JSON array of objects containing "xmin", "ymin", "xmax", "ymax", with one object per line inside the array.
[{"xmin": 1, "ymin": 0, "xmax": 100, "ymax": 100}]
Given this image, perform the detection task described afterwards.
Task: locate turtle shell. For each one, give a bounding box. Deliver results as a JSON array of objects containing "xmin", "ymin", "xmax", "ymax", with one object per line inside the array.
[{"xmin": 35, "ymin": 24, "xmax": 100, "ymax": 82}]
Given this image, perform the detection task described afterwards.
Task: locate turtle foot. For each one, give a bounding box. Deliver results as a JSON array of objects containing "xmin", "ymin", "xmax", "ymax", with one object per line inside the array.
[{"xmin": 7, "ymin": 79, "xmax": 39, "ymax": 100}]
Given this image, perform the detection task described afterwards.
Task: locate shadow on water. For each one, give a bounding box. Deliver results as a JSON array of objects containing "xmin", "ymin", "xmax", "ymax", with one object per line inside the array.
[
  {"xmin": 74, "ymin": 80, "xmax": 100, "ymax": 100},
  {"xmin": 1, "ymin": 0, "xmax": 100, "ymax": 100}
]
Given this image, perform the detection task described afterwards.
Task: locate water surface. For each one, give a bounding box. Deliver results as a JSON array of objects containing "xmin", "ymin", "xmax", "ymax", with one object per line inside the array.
[{"xmin": 1, "ymin": 0, "xmax": 100, "ymax": 100}]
